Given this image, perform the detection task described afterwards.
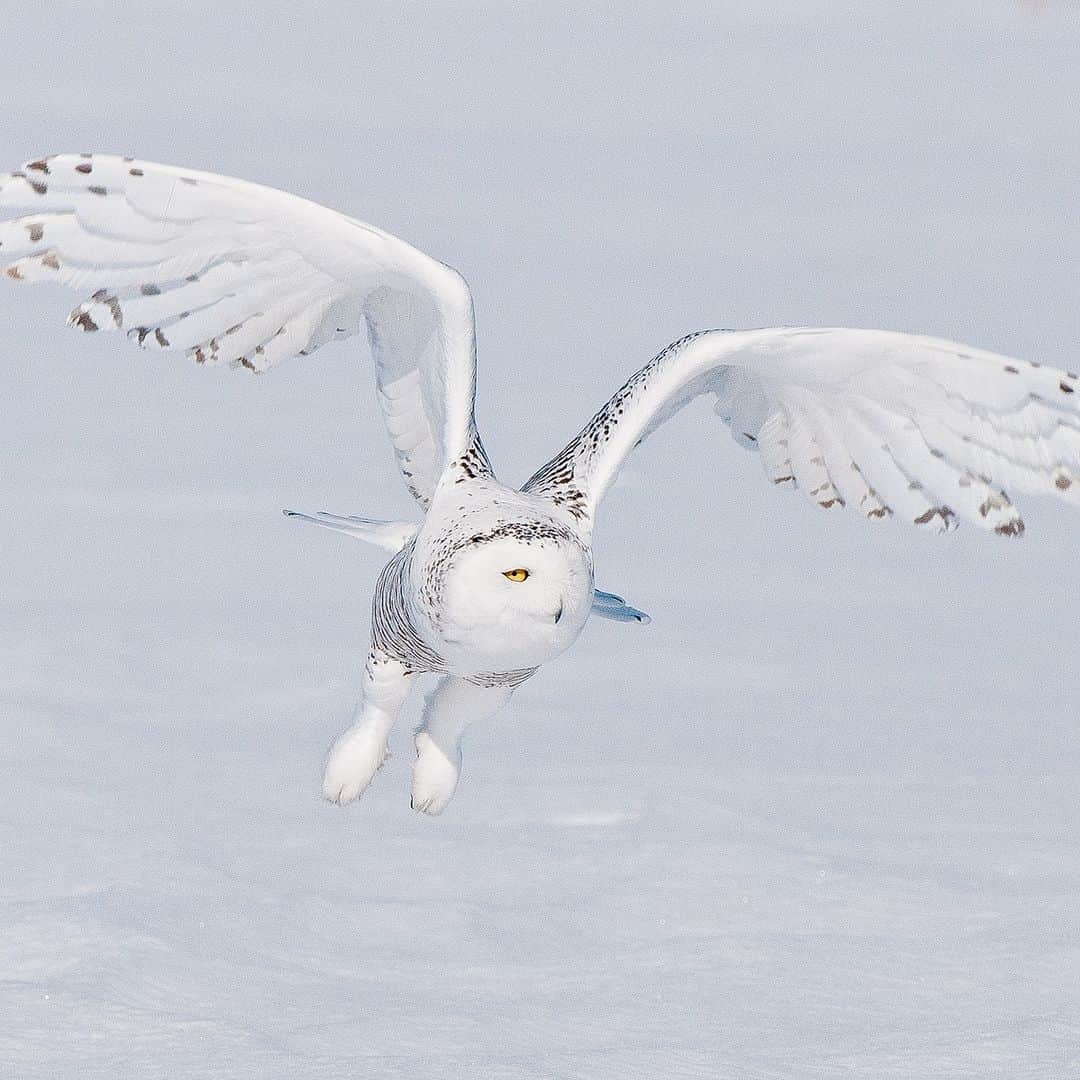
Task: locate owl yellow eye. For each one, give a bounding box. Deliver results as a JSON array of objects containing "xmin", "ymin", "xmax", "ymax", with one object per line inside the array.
[{"xmin": 503, "ymin": 568, "xmax": 529, "ymax": 582}]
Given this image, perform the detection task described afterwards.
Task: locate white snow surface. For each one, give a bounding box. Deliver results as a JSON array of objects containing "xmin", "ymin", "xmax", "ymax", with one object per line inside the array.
[{"xmin": 3, "ymin": 2, "xmax": 1080, "ymax": 1077}]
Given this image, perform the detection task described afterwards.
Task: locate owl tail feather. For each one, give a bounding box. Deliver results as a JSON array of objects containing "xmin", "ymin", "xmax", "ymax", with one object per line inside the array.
[
  {"xmin": 591, "ymin": 589, "xmax": 651, "ymax": 625},
  {"xmin": 283, "ymin": 510, "xmax": 418, "ymax": 553}
]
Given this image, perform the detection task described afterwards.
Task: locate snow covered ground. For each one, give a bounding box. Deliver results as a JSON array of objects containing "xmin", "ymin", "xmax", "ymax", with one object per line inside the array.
[{"xmin": 3, "ymin": 2, "xmax": 1080, "ymax": 1076}]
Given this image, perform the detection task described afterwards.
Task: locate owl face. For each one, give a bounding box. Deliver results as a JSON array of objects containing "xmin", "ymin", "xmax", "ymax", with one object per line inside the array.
[{"xmin": 418, "ymin": 517, "xmax": 594, "ymax": 672}]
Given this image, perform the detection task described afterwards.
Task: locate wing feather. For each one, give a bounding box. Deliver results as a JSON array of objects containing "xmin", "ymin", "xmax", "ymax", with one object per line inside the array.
[
  {"xmin": 755, "ymin": 411, "xmax": 794, "ymax": 487},
  {"xmin": 784, "ymin": 406, "xmax": 844, "ymax": 511},
  {"xmin": 788, "ymin": 393, "xmax": 895, "ymax": 521}
]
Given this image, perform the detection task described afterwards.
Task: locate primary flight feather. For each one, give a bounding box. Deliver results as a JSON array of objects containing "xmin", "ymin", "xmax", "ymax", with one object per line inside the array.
[{"xmin": 4, "ymin": 153, "xmax": 1078, "ymax": 813}]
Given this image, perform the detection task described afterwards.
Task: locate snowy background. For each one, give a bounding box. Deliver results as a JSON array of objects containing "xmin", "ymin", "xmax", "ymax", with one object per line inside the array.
[{"xmin": 3, "ymin": 1, "xmax": 1080, "ymax": 1077}]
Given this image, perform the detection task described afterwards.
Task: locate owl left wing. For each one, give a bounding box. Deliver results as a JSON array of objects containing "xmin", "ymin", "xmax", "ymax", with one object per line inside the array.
[{"xmin": 523, "ymin": 327, "xmax": 1080, "ymax": 536}]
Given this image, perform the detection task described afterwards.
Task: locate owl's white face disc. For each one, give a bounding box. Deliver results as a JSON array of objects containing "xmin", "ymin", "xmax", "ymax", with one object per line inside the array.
[
  {"xmin": 405, "ymin": 480, "xmax": 595, "ymax": 676},
  {"xmin": 435, "ymin": 531, "xmax": 594, "ymax": 672}
]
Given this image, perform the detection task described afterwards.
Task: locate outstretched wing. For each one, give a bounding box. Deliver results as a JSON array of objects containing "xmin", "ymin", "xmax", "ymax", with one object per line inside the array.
[
  {"xmin": 524, "ymin": 327, "xmax": 1080, "ymax": 536},
  {"xmin": 0, "ymin": 154, "xmax": 486, "ymax": 506}
]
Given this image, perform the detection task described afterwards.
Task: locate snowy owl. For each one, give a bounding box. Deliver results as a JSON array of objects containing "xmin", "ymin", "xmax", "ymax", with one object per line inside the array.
[{"xmin": 4, "ymin": 154, "xmax": 1080, "ymax": 814}]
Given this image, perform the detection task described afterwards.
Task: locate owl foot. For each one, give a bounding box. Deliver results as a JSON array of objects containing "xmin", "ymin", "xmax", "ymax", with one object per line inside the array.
[
  {"xmin": 322, "ymin": 724, "xmax": 391, "ymax": 805},
  {"xmin": 410, "ymin": 732, "xmax": 460, "ymax": 816}
]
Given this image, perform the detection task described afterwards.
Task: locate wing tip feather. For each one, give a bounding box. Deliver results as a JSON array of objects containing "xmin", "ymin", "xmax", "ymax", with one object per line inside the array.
[
  {"xmin": 994, "ymin": 518, "xmax": 1025, "ymax": 538},
  {"xmin": 68, "ymin": 308, "xmax": 99, "ymax": 332}
]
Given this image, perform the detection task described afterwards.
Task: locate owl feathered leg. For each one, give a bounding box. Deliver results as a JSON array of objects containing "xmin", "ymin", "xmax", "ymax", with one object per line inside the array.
[
  {"xmin": 411, "ymin": 677, "xmax": 514, "ymax": 815},
  {"xmin": 322, "ymin": 650, "xmax": 414, "ymax": 805}
]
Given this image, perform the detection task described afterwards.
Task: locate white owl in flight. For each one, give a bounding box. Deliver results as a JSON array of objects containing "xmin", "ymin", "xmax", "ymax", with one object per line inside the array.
[{"xmin": 3, "ymin": 154, "xmax": 1078, "ymax": 814}]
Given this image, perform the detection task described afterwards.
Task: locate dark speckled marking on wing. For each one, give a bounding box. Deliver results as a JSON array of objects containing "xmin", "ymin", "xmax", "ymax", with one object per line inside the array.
[{"xmin": 523, "ymin": 330, "xmax": 713, "ymax": 518}]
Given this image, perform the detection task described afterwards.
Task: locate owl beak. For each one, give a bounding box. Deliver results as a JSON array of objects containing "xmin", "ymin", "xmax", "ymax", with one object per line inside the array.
[{"xmin": 554, "ymin": 600, "xmax": 564, "ymax": 625}]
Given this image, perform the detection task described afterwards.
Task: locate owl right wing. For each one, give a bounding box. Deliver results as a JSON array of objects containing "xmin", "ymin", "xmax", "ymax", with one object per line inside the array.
[{"xmin": 0, "ymin": 153, "xmax": 489, "ymax": 506}]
